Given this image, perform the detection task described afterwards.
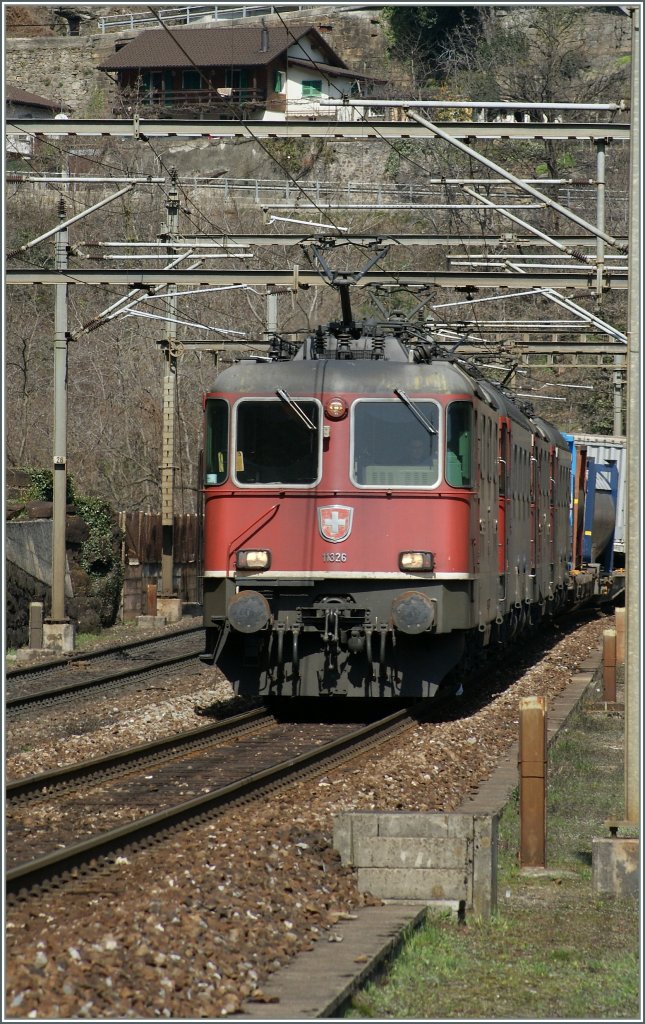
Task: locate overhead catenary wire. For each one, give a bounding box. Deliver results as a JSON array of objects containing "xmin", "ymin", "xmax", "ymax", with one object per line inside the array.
[
  {"xmin": 406, "ymin": 108, "xmax": 628, "ymax": 254},
  {"xmin": 142, "ymin": 5, "xmax": 367, "ymax": 256},
  {"xmin": 135, "ymin": 2, "xmax": 426, "ymax": 299},
  {"xmin": 5, "ymin": 9, "xmax": 630, "ymax": 348},
  {"xmin": 280, "ymin": 71, "xmax": 630, "ymax": 333},
  {"xmin": 272, "ymin": 4, "xmax": 527, "ymax": 316},
  {"xmin": 100, "ymin": 252, "xmax": 255, "ymax": 259},
  {"xmin": 117, "ymin": 308, "xmax": 247, "ymax": 336}
]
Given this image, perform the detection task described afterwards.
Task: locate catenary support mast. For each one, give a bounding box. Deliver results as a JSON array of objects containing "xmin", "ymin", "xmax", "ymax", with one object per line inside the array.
[
  {"xmin": 50, "ymin": 201, "xmax": 69, "ymax": 630},
  {"xmin": 161, "ymin": 172, "xmax": 180, "ymax": 599},
  {"xmin": 624, "ymin": 3, "xmax": 640, "ymax": 825}
]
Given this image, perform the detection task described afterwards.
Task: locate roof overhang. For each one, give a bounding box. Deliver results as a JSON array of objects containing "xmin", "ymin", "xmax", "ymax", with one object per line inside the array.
[{"xmin": 288, "ymin": 57, "xmax": 385, "ymax": 83}]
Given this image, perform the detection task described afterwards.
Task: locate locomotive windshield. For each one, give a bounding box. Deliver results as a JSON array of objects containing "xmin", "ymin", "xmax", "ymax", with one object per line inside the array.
[
  {"xmin": 234, "ymin": 398, "xmax": 321, "ymax": 485},
  {"xmin": 352, "ymin": 400, "xmax": 440, "ymax": 487}
]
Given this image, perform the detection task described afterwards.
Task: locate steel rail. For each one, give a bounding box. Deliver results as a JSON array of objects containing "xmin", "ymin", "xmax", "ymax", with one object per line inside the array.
[
  {"xmin": 6, "ymin": 707, "xmax": 413, "ymax": 898},
  {"xmin": 6, "ymin": 707, "xmax": 268, "ymax": 801},
  {"xmin": 5, "ymin": 625, "xmax": 203, "ymax": 679},
  {"xmin": 6, "ymin": 643, "xmax": 203, "ymax": 713}
]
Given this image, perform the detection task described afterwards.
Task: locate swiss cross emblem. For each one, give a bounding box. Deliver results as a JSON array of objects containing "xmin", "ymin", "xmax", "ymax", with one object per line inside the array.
[{"xmin": 318, "ymin": 505, "xmax": 353, "ymax": 544}]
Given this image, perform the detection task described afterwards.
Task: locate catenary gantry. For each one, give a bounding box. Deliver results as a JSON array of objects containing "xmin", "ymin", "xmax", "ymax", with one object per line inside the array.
[
  {"xmin": 4, "ymin": 118, "xmax": 631, "ymax": 142},
  {"xmin": 5, "ymin": 269, "xmax": 629, "ymax": 289}
]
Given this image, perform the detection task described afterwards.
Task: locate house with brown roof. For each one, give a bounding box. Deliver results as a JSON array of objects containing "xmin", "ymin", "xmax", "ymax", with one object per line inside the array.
[
  {"xmin": 5, "ymin": 85, "xmax": 69, "ymax": 157},
  {"xmin": 98, "ymin": 23, "xmax": 382, "ymax": 119}
]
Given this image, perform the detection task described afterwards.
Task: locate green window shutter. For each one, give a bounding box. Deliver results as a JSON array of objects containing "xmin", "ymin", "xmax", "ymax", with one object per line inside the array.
[{"xmin": 301, "ymin": 79, "xmax": 322, "ymax": 98}]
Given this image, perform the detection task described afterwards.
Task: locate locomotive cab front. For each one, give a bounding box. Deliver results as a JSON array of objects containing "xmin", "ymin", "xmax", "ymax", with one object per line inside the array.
[{"xmin": 201, "ymin": 346, "xmax": 486, "ymax": 699}]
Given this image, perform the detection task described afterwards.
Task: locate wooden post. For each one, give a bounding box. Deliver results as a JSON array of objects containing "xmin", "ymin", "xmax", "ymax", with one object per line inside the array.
[
  {"xmin": 519, "ymin": 696, "xmax": 547, "ymax": 869},
  {"xmin": 146, "ymin": 583, "xmax": 158, "ymax": 616},
  {"xmin": 603, "ymin": 629, "xmax": 617, "ymax": 702},
  {"xmin": 614, "ymin": 608, "xmax": 625, "ymax": 666}
]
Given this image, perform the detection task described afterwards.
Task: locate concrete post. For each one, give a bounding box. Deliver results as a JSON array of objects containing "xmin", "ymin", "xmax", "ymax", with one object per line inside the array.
[
  {"xmin": 603, "ymin": 629, "xmax": 617, "ymax": 702},
  {"xmin": 51, "ymin": 201, "xmax": 69, "ymax": 625},
  {"xmin": 29, "ymin": 602, "xmax": 44, "ymax": 649},
  {"xmin": 44, "ymin": 203, "xmax": 76, "ymax": 655},
  {"xmin": 519, "ymin": 696, "xmax": 547, "ymax": 869}
]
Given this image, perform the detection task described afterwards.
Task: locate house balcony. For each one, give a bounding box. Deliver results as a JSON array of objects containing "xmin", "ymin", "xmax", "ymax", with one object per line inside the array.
[{"xmin": 137, "ymin": 87, "xmax": 267, "ymax": 108}]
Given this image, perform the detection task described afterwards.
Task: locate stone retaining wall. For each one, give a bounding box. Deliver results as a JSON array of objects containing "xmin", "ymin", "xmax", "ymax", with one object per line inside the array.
[
  {"xmin": 4, "ymin": 7, "xmax": 387, "ymax": 117},
  {"xmin": 5, "ymin": 520, "xmax": 74, "ymax": 648},
  {"xmin": 5, "ymin": 34, "xmax": 125, "ymax": 116},
  {"xmin": 334, "ymin": 811, "xmax": 497, "ymax": 919},
  {"xmin": 6, "ymin": 561, "xmax": 51, "ymax": 651}
]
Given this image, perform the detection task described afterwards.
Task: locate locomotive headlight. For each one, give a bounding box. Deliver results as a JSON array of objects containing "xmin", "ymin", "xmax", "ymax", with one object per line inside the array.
[
  {"xmin": 399, "ymin": 551, "xmax": 435, "ymax": 572},
  {"xmin": 236, "ymin": 549, "xmax": 271, "ymax": 570},
  {"xmin": 325, "ymin": 397, "xmax": 347, "ymax": 420}
]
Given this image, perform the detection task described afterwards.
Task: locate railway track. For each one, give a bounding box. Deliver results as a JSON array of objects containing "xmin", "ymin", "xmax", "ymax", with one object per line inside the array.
[
  {"xmin": 6, "ymin": 705, "xmax": 421, "ymax": 900},
  {"xmin": 5, "ymin": 627, "xmax": 204, "ymax": 714},
  {"xmin": 5, "ymin": 613, "xmax": 610, "ymax": 1021},
  {"xmin": 6, "ymin": 705, "xmax": 270, "ymax": 804},
  {"xmin": 6, "ymin": 610, "xmax": 603, "ymax": 903}
]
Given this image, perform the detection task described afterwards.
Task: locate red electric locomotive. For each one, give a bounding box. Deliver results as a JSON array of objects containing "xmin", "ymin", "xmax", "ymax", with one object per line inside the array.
[{"xmin": 200, "ymin": 319, "xmax": 573, "ymax": 699}]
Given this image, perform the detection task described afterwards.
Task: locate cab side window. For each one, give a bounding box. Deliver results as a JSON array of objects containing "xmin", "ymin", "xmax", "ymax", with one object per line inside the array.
[
  {"xmin": 204, "ymin": 399, "xmax": 229, "ymax": 485},
  {"xmin": 446, "ymin": 402, "xmax": 473, "ymax": 486}
]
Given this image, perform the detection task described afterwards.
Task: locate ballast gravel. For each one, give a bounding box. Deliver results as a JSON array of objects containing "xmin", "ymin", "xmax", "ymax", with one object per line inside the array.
[{"xmin": 5, "ymin": 614, "xmax": 609, "ymax": 1019}]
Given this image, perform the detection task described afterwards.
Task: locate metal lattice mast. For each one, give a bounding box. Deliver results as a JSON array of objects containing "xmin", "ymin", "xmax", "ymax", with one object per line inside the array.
[{"xmin": 161, "ymin": 171, "xmax": 179, "ymax": 598}]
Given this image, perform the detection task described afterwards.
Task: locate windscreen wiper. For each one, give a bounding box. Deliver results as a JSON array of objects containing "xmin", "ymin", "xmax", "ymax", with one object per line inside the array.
[
  {"xmin": 393, "ymin": 388, "xmax": 438, "ymax": 435},
  {"xmin": 276, "ymin": 389, "xmax": 317, "ymax": 431}
]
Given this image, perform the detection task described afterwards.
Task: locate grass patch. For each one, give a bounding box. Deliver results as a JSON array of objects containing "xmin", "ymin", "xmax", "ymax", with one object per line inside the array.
[
  {"xmin": 73, "ymin": 631, "xmax": 106, "ymax": 652},
  {"xmin": 346, "ymin": 687, "xmax": 640, "ymax": 1019}
]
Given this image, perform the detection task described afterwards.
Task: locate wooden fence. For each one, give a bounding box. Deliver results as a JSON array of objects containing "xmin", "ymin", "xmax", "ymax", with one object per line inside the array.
[{"xmin": 119, "ymin": 512, "xmax": 202, "ymax": 620}]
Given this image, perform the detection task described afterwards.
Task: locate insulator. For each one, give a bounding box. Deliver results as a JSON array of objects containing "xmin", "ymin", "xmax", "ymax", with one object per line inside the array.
[{"xmin": 571, "ymin": 248, "xmax": 592, "ymax": 265}]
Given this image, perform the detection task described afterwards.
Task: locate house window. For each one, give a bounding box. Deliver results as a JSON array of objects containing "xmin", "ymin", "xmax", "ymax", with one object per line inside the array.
[
  {"xmin": 145, "ymin": 72, "xmax": 163, "ymax": 92},
  {"xmin": 182, "ymin": 70, "xmax": 201, "ymax": 90},
  {"xmin": 301, "ymin": 79, "xmax": 322, "ymax": 98},
  {"xmin": 142, "ymin": 71, "xmax": 175, "ymax": 105},
  {"xmin": 274, "ymin": 70, "xmax": 286, "ymax": 93},
  {"xmin": 225, "ymin": 68, "xmax": 250, "ymax": 91}
]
